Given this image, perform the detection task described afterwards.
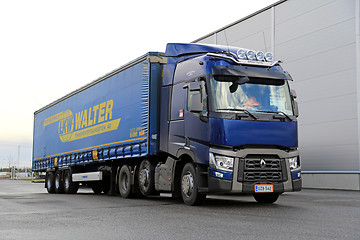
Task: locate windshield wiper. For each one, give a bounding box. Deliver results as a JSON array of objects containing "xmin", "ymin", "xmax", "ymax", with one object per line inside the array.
[
  {"xmin": 255, "ymin": 110, "xmax": 293, "ymax": 121},
  {"xmin": 217, "ymin": 108, "xmax": 258, "ymax": 120}
]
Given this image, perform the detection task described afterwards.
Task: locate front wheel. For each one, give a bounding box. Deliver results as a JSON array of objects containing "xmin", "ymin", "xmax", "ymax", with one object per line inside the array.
[
  {"xmin": 253, "ymin": 193, "xmax": 279, "ymax": 204},
  {"xmin": 180, "ymin": 163, "xmax": 206, "ymax": 206}
]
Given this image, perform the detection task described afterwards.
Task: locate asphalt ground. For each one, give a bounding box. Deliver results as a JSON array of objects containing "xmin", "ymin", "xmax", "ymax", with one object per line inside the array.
[{"xmin": 0, "ymin": 180, "xmax": 359, "ymax": 240}]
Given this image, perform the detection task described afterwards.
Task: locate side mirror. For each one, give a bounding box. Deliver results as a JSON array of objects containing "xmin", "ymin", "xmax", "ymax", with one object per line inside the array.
[
  {"xmin": 290, "ymin": 89, "xmax": 299, "ymax": 117},
  {"xmin": 188, "ymin": 91, "xmax": 203, "ymax": 113},
  {"xmin": 293, "ymin": 100, "xmax": 299, "ymax": 117}
]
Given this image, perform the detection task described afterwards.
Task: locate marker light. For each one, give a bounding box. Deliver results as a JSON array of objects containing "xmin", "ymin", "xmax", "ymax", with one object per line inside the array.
[
  {"xmin": 265, "ymin": 52, "xmax": 273, "ymax": 62},
  {"xmin": 237, "ymin": 49, "xmax": 246, "ymax": 59},
  {"xmin": 256, "ymin": 51, "xmax": 265, "ymax": 61},
  {"xmin": 246, "ymin": 50, "xmax": 256, "ymax": 60}
]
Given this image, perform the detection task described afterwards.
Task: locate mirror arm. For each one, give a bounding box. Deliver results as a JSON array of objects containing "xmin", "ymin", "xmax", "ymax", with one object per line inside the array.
[{"xmin": 200, "ymin": 115, "xmax": 209, "ymax": 123}]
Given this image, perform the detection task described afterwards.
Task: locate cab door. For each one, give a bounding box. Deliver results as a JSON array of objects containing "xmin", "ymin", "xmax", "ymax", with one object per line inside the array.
[
  {"xmin": 184, "ymin": 79, "xmax": 209, "ymax": 165},
  {"xmin": 168, "ymin": 78, "xmax": 186, "ymax": 157}
]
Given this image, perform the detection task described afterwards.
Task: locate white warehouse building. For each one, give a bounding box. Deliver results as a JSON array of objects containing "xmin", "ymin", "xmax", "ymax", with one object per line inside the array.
[{"xmin": 194, "ymin": 0, "xmax": 360, "ymax": 190}]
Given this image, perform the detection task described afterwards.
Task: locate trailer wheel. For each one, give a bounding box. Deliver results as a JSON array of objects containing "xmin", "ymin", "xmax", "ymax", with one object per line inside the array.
[
  {"xmin": 118, "ymin": 165, "xmax": 132, "ymax": 198},
  {"xmin": 180, "ymin": 163, "xmax": 206, "ymax": 206},
  {"xmin": 46, "ymin": 172, "xmax": 55, "ymax": 194},
  {"xmin": 253, "ymin": 193, "xmax": 279, "ymax": 204},
  {"xmin": 138, "ymin": 160, "xmax": 154, "ymax": 196},
  {"xmin": 55, "ymin": 170, "xmax": 64, "ymax": 193},
  {"xmin": 64, "ymin": 170, "xmax": 79, "ymax": 194}
]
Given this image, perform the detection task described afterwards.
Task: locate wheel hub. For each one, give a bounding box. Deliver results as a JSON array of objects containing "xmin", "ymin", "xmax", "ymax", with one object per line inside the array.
[
  {"xmin": 181, "ymin": 172, "xmax": 194, "ymax": 197},
  {"xmin": 139, "ymin": 169, "xmax": 149, "ymax": 187}
]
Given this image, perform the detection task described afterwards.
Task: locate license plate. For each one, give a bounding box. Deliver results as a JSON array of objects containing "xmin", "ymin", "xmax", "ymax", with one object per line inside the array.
[{"xmin": 254, "ymin": 184, "xmax": 273, "ymax": 193}]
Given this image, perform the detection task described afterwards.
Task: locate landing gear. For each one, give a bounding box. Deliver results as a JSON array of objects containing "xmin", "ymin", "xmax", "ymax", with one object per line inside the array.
[{"xmin": 91, "ymin": 182, "xmax": 103, "ymax": 194}]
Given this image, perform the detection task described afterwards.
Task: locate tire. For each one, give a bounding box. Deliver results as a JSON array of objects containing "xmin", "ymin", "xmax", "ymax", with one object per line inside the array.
[
  {"xmin": 55, "ymin": 170, "xmax": 64, "ymax": 194},
  {"xmin": 118, "ymin": 165, "xmax": 132, "ymax": 198},
  {"xmin": 253, "ymin": 193, "xmax": 280, "ymax": 204},
  {"xmin": 138, "ymin": 160, "xmax": 155, "ymax": 196},
  {"xmin": 46, "ymin": 172, "xmax": 55, "ymax": 194},
  {"xmin": 63, "ymin": 170, "xmax": 79, "ymax": 194},
  {"xmin": 180, "ymin": 163, "xmax": 206, "ymax": 206}
]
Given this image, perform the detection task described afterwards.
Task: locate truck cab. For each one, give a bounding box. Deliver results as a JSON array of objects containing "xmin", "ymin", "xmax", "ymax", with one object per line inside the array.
[{"xmin": 157, "ymin": 43, "xmax": 301, "ymax": 205}]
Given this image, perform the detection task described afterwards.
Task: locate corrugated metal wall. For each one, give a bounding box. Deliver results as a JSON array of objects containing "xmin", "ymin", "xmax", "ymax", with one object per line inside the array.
[{"xmin": 194, "ymin": 0, "xmax": 360, "ymax": 189}]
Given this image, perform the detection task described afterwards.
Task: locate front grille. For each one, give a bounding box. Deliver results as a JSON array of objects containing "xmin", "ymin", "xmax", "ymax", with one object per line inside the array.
[
  {"xmin": 245, "ymin": 159, "xmax": 281, "ymax": 171},
  {"xmin": 244, "ymin": 171, "xmax": 282, "ymax": 182},
  {"xmin": 238, "ymin": 156, "xmax": 286, "ymax": 183}
]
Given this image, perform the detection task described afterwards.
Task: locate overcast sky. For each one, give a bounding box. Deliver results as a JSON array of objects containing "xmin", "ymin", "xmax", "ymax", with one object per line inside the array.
[{"xmin": 0, "ymin": 0, "xmax": 278, "ymax": 167}]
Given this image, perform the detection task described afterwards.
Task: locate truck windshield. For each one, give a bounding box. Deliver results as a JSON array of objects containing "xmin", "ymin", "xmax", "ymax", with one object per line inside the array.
[{"xmin": 209, "ymin": 77, "xmax": 294, "ymax": 116}]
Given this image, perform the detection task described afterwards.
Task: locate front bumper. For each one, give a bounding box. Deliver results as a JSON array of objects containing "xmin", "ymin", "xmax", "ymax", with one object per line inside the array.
[{"xmin": 208, "ymin": 148, "xmax": 302, "ymax": 194}]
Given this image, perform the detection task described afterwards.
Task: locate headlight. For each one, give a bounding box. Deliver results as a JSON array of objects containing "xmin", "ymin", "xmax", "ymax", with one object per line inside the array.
[
  {"xmin": 209, "ymin": 153, "xmax": 234, "ymax": 172},
  {"xmin": 288, "ymin": 157, "xmax": 300, "ymax": 170}
]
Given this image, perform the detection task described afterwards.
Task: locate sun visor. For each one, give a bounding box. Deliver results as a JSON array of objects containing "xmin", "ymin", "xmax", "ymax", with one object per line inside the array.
[{"xmin": 212, "ymin": 65, "xmax": 293, "ymax": 81}]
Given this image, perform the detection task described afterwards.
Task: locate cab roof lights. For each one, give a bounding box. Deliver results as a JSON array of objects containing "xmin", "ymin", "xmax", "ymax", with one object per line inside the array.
[
  {"xmin": 256, "ymin": 51, "xmax": 265, "ymax": 61},
  {"xmin": 246, "ymin": 50, "xmax": 256, "ymax": 61},
  {"xmin": 237, "ymin": 48, "xmax": 273, "ymax": 62},
  {"xmin": 265, "ymin": 52, "xmax": 273, "ymax": 62},
  {"xmin": 237, "ymin": 49, "xmax": 246, "ymax": 59}
]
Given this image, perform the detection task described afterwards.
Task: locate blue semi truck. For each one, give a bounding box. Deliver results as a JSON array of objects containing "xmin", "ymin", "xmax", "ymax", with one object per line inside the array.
[{"xmin": 32, "ymin": 43, "xmax": 301, "ymax": 205}]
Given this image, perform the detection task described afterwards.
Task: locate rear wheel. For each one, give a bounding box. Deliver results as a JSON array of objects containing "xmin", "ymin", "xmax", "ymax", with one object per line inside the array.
[
  {"xmin": 138, "ymin": 160, "xmax": 155, "ymax": 196},
  {"xmin": 63, "ymin": 170, "xmax": 79, "ymax": 194},
  {"xmin": 55, "ymin": 170, "xmax": 64, "ymax": 193},
  {"xmin": 118, "ymin": 165, "xmax": 132, "ymax": 198},
  {"xmin": 180, "ymin": 163, "xmax": 206, "ymax": 206},
  {"xmin": 46, "ymin": 172, "xmax": 55, "ymax": 194},
  {"xmin": 253, "ymin": 193, "xmax": 279, "ymax": 204}
]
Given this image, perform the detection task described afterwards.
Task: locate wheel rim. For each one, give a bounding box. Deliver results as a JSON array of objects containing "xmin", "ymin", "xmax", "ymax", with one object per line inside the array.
[
  {"xmin": 139, "ymin": 168, "xmax": 149, "ymax": 189},
  {"xmin": 181, "ymin": 171, "xmax": 194, "ymax": 198}
]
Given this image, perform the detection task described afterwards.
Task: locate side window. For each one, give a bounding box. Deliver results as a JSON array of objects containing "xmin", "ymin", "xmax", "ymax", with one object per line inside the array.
[
  {"xmin": 200, "ymin": 81, "xmax": 207, "ymax": 115},
  {"xmin": 187, "ymin": 80, "xmax": 207, "ymax": 115}
]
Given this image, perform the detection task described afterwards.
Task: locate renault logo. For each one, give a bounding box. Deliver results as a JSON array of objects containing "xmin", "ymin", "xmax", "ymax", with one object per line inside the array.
[{"xmin": 260, "ymin": 159, "xmax": 267, "ymax": 169}]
